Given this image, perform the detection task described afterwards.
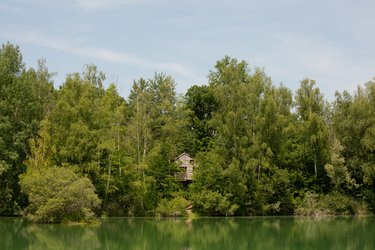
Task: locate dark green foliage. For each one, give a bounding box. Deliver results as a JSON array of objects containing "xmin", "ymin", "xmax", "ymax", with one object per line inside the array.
[
  {"xmin": 0, "ymin": 44, "xmax": 54, "ymax": 215},
  {"xmin": 190, "ymin": 152, "xmax": 249, "ymax": 216},
  {"xmin": 332, "ymin": 80, "xmax": 375, "ymax": 211},
  {"xmin": 185, "ymin": 85, "xmax": 217, "ymax": 153},
  {"xmin": 1, "ymin": 43, "xmax": 374, "ymax": 219},
  {"xmin": 255, "ymin": 168, "xmax": 295, "ymax": 215}
]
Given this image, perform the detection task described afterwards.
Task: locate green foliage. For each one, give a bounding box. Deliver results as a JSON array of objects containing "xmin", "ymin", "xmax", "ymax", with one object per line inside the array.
[
  {"xmin": 155, "ymin": 195, "xmax": 190, "ymax": 217},
  {"xmin": 191, "ymin": 57, "xmax": 298, "ymax": 216},
  {"xmin": 185, "ymin": 85, "xmax": 217, "ymax": 153},
  {"xmin": 295, "ymin": 79, "xmax": 330, "ymax": 187},
  {"xmin": 191, "ymin": 190, "xmax": 239, "ymax": 216},
  {"xmin": 124, "ymin": 73, "xmax": 192, "ymax": 215},
  {"xmin": 332, "ymin": 80, "xmax": 375, "ymax": 211},
  {"xmin": 0, "ymin": 43, "xmax": 54, "ymax": 215},
  {"xmin": 295, "ymin": 191, "xmax": 368, "ymax": 217},
  {"xmin": 1, "ymin": 42, "xmax": 375, "ymax": 218},
  {"xmin": 324, "ymin": 137, "xmax": 357, "ymax": 191},
  {"xmin": 255, "ymin": 168, "xmax": 295, "ymax": 215},
  {"xmin": 190, "ymin": 152, "xmax": 252, "ymax": 216},
  {"xmin": 19, "ymin": 166, "xmax": 101, "ymax": 223},
  {"xmin": 23, "ymin": 68, "xmax": 132, "ymax": 217}
]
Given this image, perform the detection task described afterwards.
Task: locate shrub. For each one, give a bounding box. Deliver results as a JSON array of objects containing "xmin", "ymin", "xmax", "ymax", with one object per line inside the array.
[
  {"xmin": 155, "ymin": 196, "xmax": 190, "ymax": 217},
  {"xmin": 295, "ymin": 191, "xmax": 368, "ymax": 217},
  {"xmin": 190, "ymin": 190, "xmax": 239, "ymax": 216},
  {"xmin": 19, "ymin": 166, "xmax": 101, "ymax": 223}
]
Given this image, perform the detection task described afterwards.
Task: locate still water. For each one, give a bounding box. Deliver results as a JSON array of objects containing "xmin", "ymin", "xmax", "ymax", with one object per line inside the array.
[{"xmin": 1, "ymin": 216, "xmax": 374, "ymax": 250}]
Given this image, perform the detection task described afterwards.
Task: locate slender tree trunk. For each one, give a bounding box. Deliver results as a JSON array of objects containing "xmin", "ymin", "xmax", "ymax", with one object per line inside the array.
[
  {"xmin": 117, "ymin": 122, "xmax": 121, "ymax": 176},
  {"xmin": 104, "ymin": 156, "xmax": 112, "ymax": 209},
  {"xmin": 143, "ymin": 136, "xmax": 147, "ymax": 160},
  {"xmin": 314, "ymin": 152, "xmax": 317, "ymax": 179},
  {"xmin": 140, "ymin": 196, "xmax": 144, "ymax": 213},
  {"xmin": 258, "ymin": 163, "xmax": 261, "ymax": 180},
  {"xmin": 136, "ymin": 99, "xmax": 141, "ymax": 165}
]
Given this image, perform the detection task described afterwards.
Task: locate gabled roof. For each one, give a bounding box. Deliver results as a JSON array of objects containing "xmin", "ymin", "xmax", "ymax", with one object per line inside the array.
[{"xmin": 174, "ymin": 152, "xmax": 193, "ymax": 161}]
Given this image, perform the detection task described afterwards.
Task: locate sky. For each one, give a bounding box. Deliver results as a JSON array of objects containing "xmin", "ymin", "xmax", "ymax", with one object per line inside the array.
[{"xmin": 1, "ymin": 0, "xmax": 374, "ymax": 100}]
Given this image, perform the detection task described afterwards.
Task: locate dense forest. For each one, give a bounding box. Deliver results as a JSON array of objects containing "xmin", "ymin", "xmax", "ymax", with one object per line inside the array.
[{"xmin": 0, "ymin": 42, "xmax": 374, "ymax": 222}]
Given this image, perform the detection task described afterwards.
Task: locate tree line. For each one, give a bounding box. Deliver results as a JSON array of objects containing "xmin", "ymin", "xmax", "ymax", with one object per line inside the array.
[{"xmin": 0, "ymin": 42, "xmax": 374, "ymax": 222}]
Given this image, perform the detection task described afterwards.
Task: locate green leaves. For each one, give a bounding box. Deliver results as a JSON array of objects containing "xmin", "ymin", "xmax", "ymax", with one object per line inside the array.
[
  {"xmin": 19, "ymin": 166, "xmax": 100, "ymax": 223},
  {"xmin": 324, "ymin": 138, "xmax": 356, "ymax": 190},
  {"xmin": 295, "ymin": 79, "xmax": 330, "ymax": 185},
  {"xmin": 192, "ymin": 190, "xmax": 239, "ymax": 216},
  {"xmin": 0, "ymin": 43, "xmax": 54, "ymax": 215},
  {"xmin": 155, "ymin": 195, "xmax": 189, "ymax": 217},
  {"xmin": 1, "ymin": 42, "xmax": 375, "ymax": 218},
  {"xmin": 332, "ymin": 80, "xmax": 375, "ymax": 210}
]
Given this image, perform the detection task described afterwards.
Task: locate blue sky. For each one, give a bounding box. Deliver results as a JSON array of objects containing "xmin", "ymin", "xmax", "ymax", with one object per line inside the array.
[{"xmin": 1, "ymin": 0, "xmax": 374, "ymax": 100}]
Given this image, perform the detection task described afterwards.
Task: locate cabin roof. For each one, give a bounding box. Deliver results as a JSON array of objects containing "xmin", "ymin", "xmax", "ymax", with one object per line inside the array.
[{"xmin": 174, "ymin": 152, "xmax": 193, "ymax": 161}]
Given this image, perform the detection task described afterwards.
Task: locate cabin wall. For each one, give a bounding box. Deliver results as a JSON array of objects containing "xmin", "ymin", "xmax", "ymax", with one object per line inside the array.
[{"xmin": 175, "ymin": 153, "xmax": 194, "ymax": 181}]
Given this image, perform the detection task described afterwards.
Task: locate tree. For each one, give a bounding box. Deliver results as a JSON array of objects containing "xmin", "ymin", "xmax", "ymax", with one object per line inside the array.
[
  {"xmin": 332, "ymin": 80, "xmax": 375, "ymax": 210},
  {"xmin": 191, "ymin": 57, "xmax": 274, "ymax": 215},
  {"xmin": 324, "ymin": 137, "xmax": 356, "ymax": 191},
  {"xmin": 126, "ymin": 73, "xmax": 190, "ymax": 214},
  {"xmin": 127, "ymin": 78, "xmax": 153, "ymax": 165},
  {"xmin": 190, "ymin": 152, "xmax": 242, "ymax": 216},
  {"xmin": 3, "ymin": 43, "xmax": 374, "ymax": 218},
  {"xmin": 185, "ymin": 85, "xmax": 217, "ymax": 154},
  {"xmin": 19, "ymin": 166, "xmax": 100, "ymax": 223},
  {"xmin": 295, "ymin": 79, "xmax": 330, "ymax": 188},
  {"xmin": 0, "ymin": 43, "xmax": 54, "ymax": 215},
  {"xmin": 22, "ymin": 65, "xmax": 132, "ymax": 216}
]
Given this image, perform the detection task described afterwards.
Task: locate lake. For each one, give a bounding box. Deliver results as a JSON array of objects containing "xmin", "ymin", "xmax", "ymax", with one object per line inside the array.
[{"xmin": 1, "ymin": 216, "xmax": 374, "ymax": 249}]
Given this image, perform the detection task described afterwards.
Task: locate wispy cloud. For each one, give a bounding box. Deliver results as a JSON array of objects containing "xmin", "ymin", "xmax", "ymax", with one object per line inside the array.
[
  {"xmin": 5, "ymin": 30, "xmax": 202, "ymax": 83},
  {"xmin": 0, "ymin": 2, "xmax": 25, "ymax": 13},
  {"xmin": 75, "ymin": 0, "xmax": 145, "ymax": 11},
  {"xmin": 253, "ymin": 31, "xmax": 375, "ymax": 99}
]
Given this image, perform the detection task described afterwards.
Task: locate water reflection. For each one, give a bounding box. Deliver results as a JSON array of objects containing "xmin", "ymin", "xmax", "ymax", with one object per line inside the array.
[{"xmin": 1, "ymin": 216, "xmax": 374, "ymax": 249}]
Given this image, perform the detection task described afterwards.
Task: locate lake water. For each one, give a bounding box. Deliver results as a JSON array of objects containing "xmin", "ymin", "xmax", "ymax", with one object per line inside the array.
[{"xmin": 1, "ymin": 216, "xmax": 374, "ymax": 249}]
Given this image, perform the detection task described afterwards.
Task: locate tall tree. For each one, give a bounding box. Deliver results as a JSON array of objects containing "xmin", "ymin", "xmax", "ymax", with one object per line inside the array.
[
  {"xmin": 126, "ymin": 73, "xmax": 190, "ymax": 215},
  {"xmin": 23, "ymin": 65, "xmax": 132, "ymax": 215},
  {"xmin": 0, "ymin": 43, "xmax": 54, "ymax": 215},
  {"xmin": 295, "ymin": 79, "xmax": 330, "ymax": 189},
  {"xmin": 185, "ymin": 85, "xmax": 217, "ymax": 154},
  {"xmin": 191, "ymin": 57, "xmax": 273, "ymax": 215},
  {"xmin": 333, "ymin": 80, "xmax": 375, "ymax": 210}
]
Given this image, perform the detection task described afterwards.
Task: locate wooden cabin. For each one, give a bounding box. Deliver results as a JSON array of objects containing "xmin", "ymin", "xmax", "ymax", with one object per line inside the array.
[{"xmin": 174, "ymin": 152, "xmax": 194, "ymax": 182}]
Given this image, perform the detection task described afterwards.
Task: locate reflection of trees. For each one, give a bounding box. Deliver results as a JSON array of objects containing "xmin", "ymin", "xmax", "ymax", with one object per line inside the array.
[
  {"xmin": 23, "ymin": 223, "xmax": 101, "ymax": 250},
  {"xmin": 1, "ymin": 217, "xmax": 375, "ymax": 249},
  {"xmin": 290, "ymin": 217, "xmax": 375, "ymax": 250},
  {"xmin": 0, "ymin": 218, "xmax": 29, "ymax": 249},
  {"xmin": 189, "ymin": 218, "xmax": 241, "ymax": 249},
  {"xmin": 224, "ymin": 217, "xmax": 375, "ymax": 250},
  {"xmin": 98, "ymin": 218, "xmax": 193, "ymax": 250}
]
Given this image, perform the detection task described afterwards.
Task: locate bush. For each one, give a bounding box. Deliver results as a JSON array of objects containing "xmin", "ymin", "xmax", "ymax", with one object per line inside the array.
[
  {"xmin": 155, "ymin": 196, "xmax": 190, "ymax": 217},
  {"xmin": 190, "ymin": 190, "xmax": 239, "ymax": 216},
  {"xmin": 19, "ymin": 166, "xmax": 101, "ymax": 223},
  {"xmin": 295, "ymin": 191, "xmax": 368, "ymax": 217}
]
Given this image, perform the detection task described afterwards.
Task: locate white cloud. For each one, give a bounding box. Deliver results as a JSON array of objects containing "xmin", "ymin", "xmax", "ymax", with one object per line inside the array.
[
  {"xmin": 75, "ymin": 0, "xmax": 144, "ymax": 11},
  {"xmin": 248, "ymin": 30, "xmax": 375, "ymax": 100},
  {"xmin": 6, "ymin": 30, "xmax": 202, "ymax": 84}
]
